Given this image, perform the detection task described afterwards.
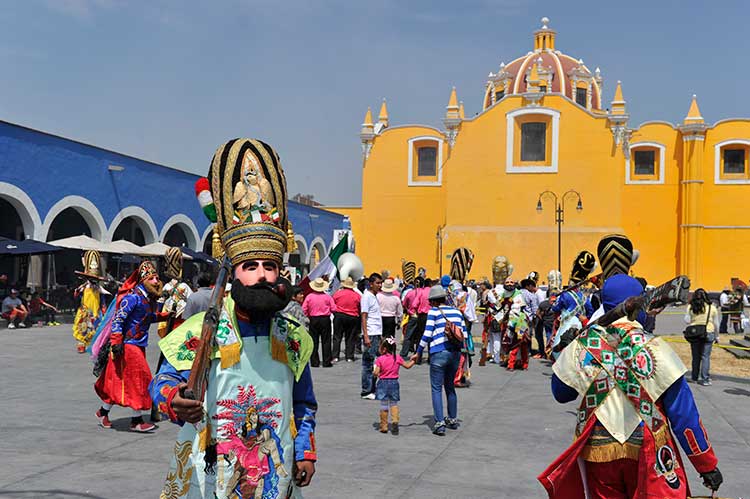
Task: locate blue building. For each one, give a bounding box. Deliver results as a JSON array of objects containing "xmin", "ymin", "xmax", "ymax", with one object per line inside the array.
[{"xmin": 0, "ymin": 120, "xmax": 344, "ymax": 284}]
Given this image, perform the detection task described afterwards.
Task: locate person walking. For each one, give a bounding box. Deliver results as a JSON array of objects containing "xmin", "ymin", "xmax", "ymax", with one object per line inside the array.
[
  {"xmin": 412, "ymin": 285, "xmax": 466, "ymax": 436},
  {"xmin": 374, "ymin": 337, "xmax": 415, "ymax": 435},
  {"xmin": 361, "ymin": 273, "xmax": 383, "ymax": 399},
  {"xmin": 303, "ymin": 277, "xmax": 337, "ymax": 367},
  {"xmin": 332, "ymin": 277, "xmax": 361, "ymax": 362},
  {"xmin": 685, "ymin": 288, "xmax": 719, "ymax": 385},
  {"xmin": 399, "ymin": 276, "xmax": 422, "ymax": 358},
  {"xmin": 719, "ymin": 287, "xmax": 730, "ymax": 334},
  {"xmin": 378, "ymin": 278, "xmax": 402, "ymax": 339}
]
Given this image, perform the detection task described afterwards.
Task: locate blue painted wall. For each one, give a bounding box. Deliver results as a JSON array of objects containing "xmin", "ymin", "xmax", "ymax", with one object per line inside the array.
[{"xmin": 0, "ymin": 120, "xmax": 344, "ymax": 256}]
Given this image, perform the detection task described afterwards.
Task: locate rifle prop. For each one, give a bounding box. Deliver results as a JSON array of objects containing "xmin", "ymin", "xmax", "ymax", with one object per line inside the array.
[
  {"xmin": 183, "ymin": 256, "xmax": 232, "ymax": 402},
  {"xmin": 556, "ymin": 275, "xmax": 691, "ymax": 351},
  {"xmin": 556, "ymin": 272, "xmax": 603, "ymax": 295}
]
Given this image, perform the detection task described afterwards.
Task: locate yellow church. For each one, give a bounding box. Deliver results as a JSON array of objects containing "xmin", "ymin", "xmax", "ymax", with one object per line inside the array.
[{"xmin": 326, "ymin": 18, "xmax": 750, "ymax": 291}]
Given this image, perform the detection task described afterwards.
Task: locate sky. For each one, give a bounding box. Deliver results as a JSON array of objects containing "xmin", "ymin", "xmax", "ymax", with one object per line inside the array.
[{"xmin": 1, "ymin": 0, "xmax": 748, "ymax": 206}]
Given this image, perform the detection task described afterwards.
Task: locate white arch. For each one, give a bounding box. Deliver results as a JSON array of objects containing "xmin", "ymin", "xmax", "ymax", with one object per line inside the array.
[
  {"xmin": 159, "ymin": 214, "xmax": 201, "ymax": 250},
  {"xmin": 0, "ymin": 182, "xmax": 42, "ymax": 239},
  {"xmin": 308, "ymin": 236, "xmax": 327, "ymax": 265},
  {"xmin": 40, "ymin": 195, "xmax": 107, "ymax": 241},
  {"xmin": 292, "ymin": 235, "xmax": 309, "ymax": 264},
  {"xmin": 106, "ymin": 206, "xmax": 158, "ymax": 244},
  {"xmin": 200, "ymin": 224, "xmax": 214, "ymax": 252}
]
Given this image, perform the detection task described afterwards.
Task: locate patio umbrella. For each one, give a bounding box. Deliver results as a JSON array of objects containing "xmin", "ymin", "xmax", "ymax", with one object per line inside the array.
[
  {"xmin": 0, "ymin": 237, "xmax": 62, "ymax": 256},
  {"xmin": 180, "ymin": 246, "xmax": 217, "ymax": 264},
  {"xmin": 46, "ymin": 235, "xmax": 104, "ymax": 251}
]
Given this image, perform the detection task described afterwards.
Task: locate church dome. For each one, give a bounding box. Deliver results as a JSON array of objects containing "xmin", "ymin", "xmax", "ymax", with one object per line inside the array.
[{"xmin": 483, "ymin": 18, "xmax": 603, "ymax": 112}]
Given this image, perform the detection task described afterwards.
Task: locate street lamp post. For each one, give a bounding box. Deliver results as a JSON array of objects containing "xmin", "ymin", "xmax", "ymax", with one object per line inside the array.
[{"xmin": 536, "ymin": 190, "xmax": 583, "ymax": 277}]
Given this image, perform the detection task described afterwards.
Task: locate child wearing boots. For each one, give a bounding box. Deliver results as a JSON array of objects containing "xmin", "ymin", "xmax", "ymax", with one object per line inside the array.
[{"xmin": 373, "ymin": 336, "xmax": 415, "ymax": 435}]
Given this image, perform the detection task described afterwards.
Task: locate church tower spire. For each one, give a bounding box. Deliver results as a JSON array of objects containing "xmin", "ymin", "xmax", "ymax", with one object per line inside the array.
[{"xmin": 378, "ymin": 99, "xmax": 389, "ymax": 128}]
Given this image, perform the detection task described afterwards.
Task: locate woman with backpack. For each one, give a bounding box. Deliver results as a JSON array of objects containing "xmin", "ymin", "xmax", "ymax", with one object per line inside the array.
[
  {"xmin": 684, "ymin": 288, "xmax": 719, "ymax": 385},
  {"xmin": 412, "ymin": 285, "xmax": 467, "ymax": 436}
]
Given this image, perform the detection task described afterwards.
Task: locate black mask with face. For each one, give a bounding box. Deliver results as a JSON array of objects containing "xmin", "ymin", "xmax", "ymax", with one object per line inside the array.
[
  {"xmin": 503, "ymin": 284, "xmax": 515, "ymax": 292},
  {"xmin": 230, "ymin": 276, "xmax": 292, "ymax": 323}
]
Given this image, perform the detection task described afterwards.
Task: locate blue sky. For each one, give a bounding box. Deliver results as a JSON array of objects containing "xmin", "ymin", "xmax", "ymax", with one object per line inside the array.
[{"xmin": 1, "ymin": 0, "xmax": 747, "ymax": 205}]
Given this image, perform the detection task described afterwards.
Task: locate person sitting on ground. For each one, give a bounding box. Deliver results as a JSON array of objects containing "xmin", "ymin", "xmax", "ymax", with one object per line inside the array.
[
  {"xmin": 29, "ymin": 292, "xmax": 60, "ymax": 326},
  {"xmin": 373, "ymin": 336, "xmax": 415, "ymax": 435},
  {"xmin": 2, "ymin": 289, "xmax": 28, "ymax": 329}
]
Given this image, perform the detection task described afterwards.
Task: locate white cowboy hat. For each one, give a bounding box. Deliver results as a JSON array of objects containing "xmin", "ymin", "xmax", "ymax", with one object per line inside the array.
[
  {"xmin": 310, "ymin": 277, "xmax": 330, "ymax": 292},
  {"xmin": 381, "ymin": 278, "xmax": 396, "ymax": 292},
  {"xmin": 340, "ymin": 276, "xmax": 356, "ymax": 289}
]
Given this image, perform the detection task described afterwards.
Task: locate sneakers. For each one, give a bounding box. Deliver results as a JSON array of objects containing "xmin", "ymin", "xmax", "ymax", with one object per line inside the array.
[
  {"xmin": 361, "ymin": 393, "xmax": 376, "ymax": 400},
  {"xmin": 445, "ymin": 418, "xmax": 460, "ymax": 430},
  {"xmin": 96, "ymin": 409, "xmax": 112, "ymax": 429},
  {"xmin": 17, "ymin": 322, "xmax": 26, "ymax": 328},
  {"xmin": 698, "ymin": 379, "xmax": 712, "ymax": 386},
  {"xmin": 432, "ymin": 422, "xmax": 446, "ymax": 436},
  {"xmin": 7, "ymin": 323, "xmax": 15, "ymax": 329},
  {"xmin": 130, "ymin": 421, "xmax": 157, "ymax": 432}
]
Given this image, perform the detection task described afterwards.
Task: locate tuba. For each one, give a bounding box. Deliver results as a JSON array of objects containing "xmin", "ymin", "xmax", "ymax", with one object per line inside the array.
[
  {"xmin": 492, "ymin": 256, "xmax": 513, "ymax": 285},
  {"xmin": 337, "ymin": 253, "xmax": 364, "ymax": 282}
]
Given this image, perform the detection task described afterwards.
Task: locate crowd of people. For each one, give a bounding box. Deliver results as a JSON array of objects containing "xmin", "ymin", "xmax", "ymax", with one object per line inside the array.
[{"xmin": 5, "ymin": 137, "xmax": 731, "ymax": 498}]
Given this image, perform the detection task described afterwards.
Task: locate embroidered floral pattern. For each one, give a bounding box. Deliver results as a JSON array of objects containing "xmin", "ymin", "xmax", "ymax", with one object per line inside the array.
[{"xmin": 175, "ymin": 332, "xmax": 199, "ymax": 362}]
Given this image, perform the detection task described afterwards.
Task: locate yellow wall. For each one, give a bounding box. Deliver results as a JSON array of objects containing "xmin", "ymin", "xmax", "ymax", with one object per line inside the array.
[{"xmin": 330, "ymin": 100, "xmax": 750, "ymax": 290}]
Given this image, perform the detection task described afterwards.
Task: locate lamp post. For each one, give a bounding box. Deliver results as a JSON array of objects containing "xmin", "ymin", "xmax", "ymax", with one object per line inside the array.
[{"xmin": 536, "ymin": 190, "xmax": 583, "ymax": 277}]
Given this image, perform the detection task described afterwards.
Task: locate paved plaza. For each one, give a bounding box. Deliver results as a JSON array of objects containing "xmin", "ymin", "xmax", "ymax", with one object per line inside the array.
[{"xmin": 1, "ymin": 321, "xmax": 749, "ymax": 498}]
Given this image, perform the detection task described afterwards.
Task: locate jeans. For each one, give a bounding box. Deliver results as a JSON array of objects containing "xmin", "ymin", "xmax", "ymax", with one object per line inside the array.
[
  {"xmin": 429, "ymin": 349, "xmax": 460, "ymax": 423},
  {"xmin": 382, "ymin": 316, "xmax": 396, "ymax": 338},
  {"xmin": 720, "ymin": 311, "xmax": 729, "ymax": 334},
  {"xmin": 690, "ymin": 332, "xmax": 715, "ymax": 381},
  {"xmin": 361, "ymin": 335, "xmax": 381, "ymax": 395},
  {"xmin": 400, "ymin": 316, "xmax": 418, "ymax": 358}
]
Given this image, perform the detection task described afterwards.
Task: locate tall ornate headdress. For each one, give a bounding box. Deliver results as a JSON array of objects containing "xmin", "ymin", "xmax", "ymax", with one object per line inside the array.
[
  {"xmin": 492, "ymin": 256, "xmax": 513, "ymax": 285},
  {"xmin": 597, "ymin": 234, "xmax": 634, "ymax": 281},
  {"xmin": 547, "ymin": 269, "xmax": 562, "ymax": 292},
  {"xmin": 449, "ymin": 248, "xmax": 474, "ymax": 282},
  {"xmin": 207, "ymin": 138, "xmax": 289, "ymax": 266},
  {"xmin": 164, "ymin": 246, "xmax": 183, "ymax": 280},
  {"xmin": 569, "ymin": 250, "xmax": 596, "ymax": 285},
  {"xmin": 401, "ymin": 259, "xmax": 416, "ymax": 285},
  {"xmin": 76, "ymin": 249, "xmax": 103, "ymax": 280}
]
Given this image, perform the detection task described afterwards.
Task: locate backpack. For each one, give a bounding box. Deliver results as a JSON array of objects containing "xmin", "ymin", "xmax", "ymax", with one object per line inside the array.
[{"xmin": 438, "ymin": 308, "xmax": 464, "ymax": 346}]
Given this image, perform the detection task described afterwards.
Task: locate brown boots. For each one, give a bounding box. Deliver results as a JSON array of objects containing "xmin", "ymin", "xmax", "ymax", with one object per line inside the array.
[
  {"xmin": 379, "ymin": 406, "xmax": 400, "ymax": 435},
  {"xmin": 379, "ymin": 410, "xmax": 388, "ymax": 433}
]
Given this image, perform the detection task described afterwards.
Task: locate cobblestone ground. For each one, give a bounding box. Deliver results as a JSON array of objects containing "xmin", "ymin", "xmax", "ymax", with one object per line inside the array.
[{"xmin": 1, "ymin": 319, "xmax": 748, "ymax": 498}]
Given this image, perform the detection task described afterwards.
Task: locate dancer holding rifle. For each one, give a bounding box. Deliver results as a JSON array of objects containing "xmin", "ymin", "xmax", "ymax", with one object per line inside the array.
[
  {"xmin": 149, "ymin": 139, "xmax": 317, "ymax": 499},
  {"xmin": 539, "ymin": 234, "xmax": 723, "ymax": 499}
]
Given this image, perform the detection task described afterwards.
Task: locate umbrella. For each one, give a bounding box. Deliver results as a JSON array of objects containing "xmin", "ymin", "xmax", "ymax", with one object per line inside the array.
[
  {"xmin": 140, "ymin": 242, "xmax": 194, "ymax": 260},
  {"xmin": 0, "ymin": 237, "xmax": 62, "ymax": 256},
  {"xmin": 46, "ymin": 235, "xmax": 104, "ymax": 251},
  {"xmin": 180, "ymin": 246, "xmax": 217, "ymax": 264},
  {"xmin": 107, "ymin": 239, "xmax": 150, "ymax": 255}
]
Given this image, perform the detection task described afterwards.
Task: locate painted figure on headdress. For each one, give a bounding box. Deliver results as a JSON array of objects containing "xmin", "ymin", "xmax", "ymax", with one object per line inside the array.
[
  {"xmin": 158, "ymin": 246, "xmax": 193, "ymax": 338},
  {"xmin": 149, "ymin": 139, "xmax": 317, "ymax": 499},
  {"xmin": 73, "ymin": 250, "xmax": 109, "ymax": 353},
  {"xmin": 539, "ymin": 234, "xmax": 724, "ymax": 499}
]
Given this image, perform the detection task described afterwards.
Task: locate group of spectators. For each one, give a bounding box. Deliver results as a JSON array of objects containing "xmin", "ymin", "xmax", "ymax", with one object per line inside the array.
[{"xmin": 1, "ymin": 287, "xmax": 60, "ymax": 328}]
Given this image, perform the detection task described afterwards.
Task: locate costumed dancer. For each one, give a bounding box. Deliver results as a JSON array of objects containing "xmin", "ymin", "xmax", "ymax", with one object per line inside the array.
[
  {"xmin": 158, "ymin": 246, "xmax": 193, "ymax": 338},
  {"xmin": 72, "ymin": 250, "xmax": 109, "ymax": 353},
  {"xmin": 538, "ymin": 234, "xmax": 724, "ymax": 499},
  {"xmin": 486, "ymin": 257, "xmax": 527, "ymax": 367},
  {"xmin": 547, "ymin": 251, "xmax": 595, "ymax": 360},
  {"xmin": 94, "ymin": 260, "xmax": 168, "ymax": 432},
  {"xmin": 449, "ymin": 247, "xmax": 475, "ymax": 386},
  {"xmin": 484, "ymin": 256, "xmax": 513, "ymax": 365},
  {"xmin": 149, "ymin": 138, "xmax": 317, "ymax": 499}
]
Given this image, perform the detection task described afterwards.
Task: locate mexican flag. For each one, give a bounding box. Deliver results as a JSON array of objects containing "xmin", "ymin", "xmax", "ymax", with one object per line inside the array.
[{"xmin": 299, "ymin": 233, "xmax": 349, "ymax": 296}]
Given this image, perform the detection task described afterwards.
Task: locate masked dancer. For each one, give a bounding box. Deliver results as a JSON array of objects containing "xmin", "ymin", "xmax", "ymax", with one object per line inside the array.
[{"xmin": 73, "ymin": 250, "xmax": 109, "ymax": 353}]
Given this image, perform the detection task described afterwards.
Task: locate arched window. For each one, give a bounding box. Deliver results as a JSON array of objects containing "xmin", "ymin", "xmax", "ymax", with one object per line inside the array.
[{"xmin": 407, "ymin": 136, "xmax": 444, "ymax": 186}]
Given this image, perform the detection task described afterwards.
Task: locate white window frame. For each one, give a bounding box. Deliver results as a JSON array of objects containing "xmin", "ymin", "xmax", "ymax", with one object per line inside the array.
[
  {"xmin": 408, "ymin": 136, "xmax": 443, "ymax": 186},
  {"xmin": 715, "ymin": 139, "xmax": 750, "ymax": 185},
  {"xmin": 626, "ymin": 142, "xmax": 665, "ymax": 185},
  {"xmin": 506, "ymin": 107, "xmax": 560, "ymax": 173}
]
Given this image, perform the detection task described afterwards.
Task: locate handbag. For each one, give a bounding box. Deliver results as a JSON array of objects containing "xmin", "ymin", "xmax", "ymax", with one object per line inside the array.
[
  {"xmin": 683, "ymin": 304, "xmax": 711, "ymax": 343},
  {"xmin": 438, "ymin": 308, "xmax": 465, "ymax": 346}
]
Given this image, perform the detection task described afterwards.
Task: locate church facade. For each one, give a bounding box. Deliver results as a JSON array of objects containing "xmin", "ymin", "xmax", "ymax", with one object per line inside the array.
[{"xmin": 327, "ymin": 18, "xmax": 750, "ymax": 290}]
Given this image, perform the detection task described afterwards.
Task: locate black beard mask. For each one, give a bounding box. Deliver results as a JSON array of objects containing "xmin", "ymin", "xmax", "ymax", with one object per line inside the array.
[
  {"xmin": 231, "ymin": 276, "xmax": 292, "ymax": 323},
  {"xmin": 503, "ymin": 284, "xmax": 515, "ymax": 292}
]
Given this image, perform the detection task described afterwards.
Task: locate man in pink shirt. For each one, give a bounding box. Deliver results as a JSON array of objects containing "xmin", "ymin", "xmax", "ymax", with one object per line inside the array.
[
  {"xmin": 332, "ymin": 277, "xmax": 361, "ymax": 362},
  {"xmin": 302, "ymin": 277, "xmax": 337, "ymax": 367},
  {"xmin": 400, "ymin": 277, "xmax": 432, "ymax": 358}
]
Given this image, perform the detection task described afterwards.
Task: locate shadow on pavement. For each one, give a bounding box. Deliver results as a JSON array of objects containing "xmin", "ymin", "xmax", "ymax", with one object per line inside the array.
[
  {"xmin": 0, "ymin": 490, "xmax": 108, "ymax": 499},
  {"xmin": 724, "ymin": 387, "xmax": 750, "ymax": 397}
]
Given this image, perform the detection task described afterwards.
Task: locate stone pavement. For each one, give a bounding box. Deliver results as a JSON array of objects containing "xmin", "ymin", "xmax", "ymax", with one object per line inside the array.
[{"xmin": 1, "ymin": 323, "xmax": 749, "ymax": 498}]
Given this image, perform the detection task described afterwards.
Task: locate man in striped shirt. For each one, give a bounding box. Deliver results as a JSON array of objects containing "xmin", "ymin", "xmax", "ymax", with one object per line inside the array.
[{"xmin": 413, "ymin": 285, "xmax": 466, "ymax": 436}]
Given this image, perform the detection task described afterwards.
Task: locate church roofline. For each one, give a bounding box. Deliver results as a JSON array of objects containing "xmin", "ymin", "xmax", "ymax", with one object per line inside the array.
[
  {"xmin": 0, "ymin": 118, "xmax": 197, "ymax": 178},
  {"xmin": 466, "ymin": 93, "xmax": 608, "ymax": 123},
  {"xmin": 376, "ymin": 124, "xmax": 445, "ymax": 135}
]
